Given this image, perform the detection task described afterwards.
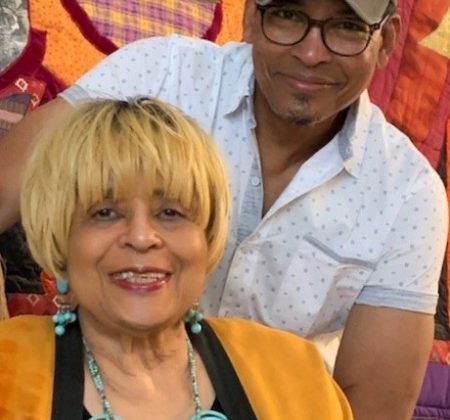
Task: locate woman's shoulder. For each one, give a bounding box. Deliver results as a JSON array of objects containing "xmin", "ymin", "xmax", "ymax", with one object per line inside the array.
[
  {"xmin": 205, "ymin": 317, "xmax": 327, "ymax": 378},
  {"xmin": 0, "ymin": 314, "xmax": 53, "ymax": 335},
  {"xmin": 205, "ymin": 317, "xmax": 353, "ymax": 419},
  {"xmin": 0, "ymin": 315, "xmax": 54, "ymax": 350},
  {"xmin": 0, "ymin": 316, "xmax": 55, "ymax": 418},
  {"xmin": 206, "ymin": 317, "xmax": 318, "ymax": 354}
]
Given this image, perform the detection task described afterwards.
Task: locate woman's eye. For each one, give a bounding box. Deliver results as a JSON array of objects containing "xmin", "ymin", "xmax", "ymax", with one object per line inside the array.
[
  {"xmin": 91, "ymin": 207, "xmax": 119, "ymax": 220},
  {"xmin": 159, "ymin": 208, "xmax": 184, "ymax": 219}
]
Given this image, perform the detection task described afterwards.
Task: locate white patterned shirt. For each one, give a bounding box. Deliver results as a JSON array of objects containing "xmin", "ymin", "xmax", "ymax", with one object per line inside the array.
[{"xmin": 61, "ymin": 35, "xmax": 448, "ymax": 337}]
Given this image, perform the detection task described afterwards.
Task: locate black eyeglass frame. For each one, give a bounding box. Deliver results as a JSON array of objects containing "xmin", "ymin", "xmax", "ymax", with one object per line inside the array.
[{"xmin": 257, "ymin": 5, "xmax": 387, "ymax": 57}]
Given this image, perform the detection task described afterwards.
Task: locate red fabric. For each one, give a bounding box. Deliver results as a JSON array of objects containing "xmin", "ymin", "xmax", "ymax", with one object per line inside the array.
[
  {"xmin": 61, "ymin": 0, "xmax": 118, "ymax": 55},
  {"xmin": 369, "ymin": 0, "xmax": 450, "ymax": 168},
  {"xmin": 7, "ymin": 293, "xmax": 56, "ymax": 317},
  {"xmin": 0, "ymin": 28, "xmax": 66, "ymax": 105},
  {"xmin": 202, "ymin": 4, "xmax": 223, "ymax": 42}
]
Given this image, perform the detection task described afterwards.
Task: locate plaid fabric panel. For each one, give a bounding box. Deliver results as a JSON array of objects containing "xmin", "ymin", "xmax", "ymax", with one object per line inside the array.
[
  {"xmin": 0, "ymin": 94, "xmax": 30, "ymax": 139},
  {"xmin": 77, "ymin": 0, "xmax": 217, "ymax": 47}
]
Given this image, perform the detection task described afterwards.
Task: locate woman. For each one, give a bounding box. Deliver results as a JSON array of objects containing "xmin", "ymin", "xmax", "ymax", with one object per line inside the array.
[{"xmin": 0, "ymin": 97, "xmax": 352, "ymax": 419}]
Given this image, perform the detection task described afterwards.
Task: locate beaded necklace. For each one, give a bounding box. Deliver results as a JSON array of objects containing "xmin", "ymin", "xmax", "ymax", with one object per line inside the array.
[{"xmin": 82, "ymin": 335, "xmax": 227, "ymax": 420}]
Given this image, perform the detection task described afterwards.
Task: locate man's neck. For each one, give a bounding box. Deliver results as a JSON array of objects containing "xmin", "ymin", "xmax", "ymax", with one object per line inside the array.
[
  {"xmin": 254, "ymin": 88, "xmax": 347, "ymax": 169},
  {"xmin": 253, "ymin": 87, "xmax": 348, "ymax": 214}
]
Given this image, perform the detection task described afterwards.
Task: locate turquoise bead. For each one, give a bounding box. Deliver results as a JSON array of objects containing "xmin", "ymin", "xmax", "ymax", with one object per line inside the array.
[
  {"xmin": 190, "ymin": 410, "xmax": 227, "ymax": 420},
  {"xmin": 55, "ymin": 325, "xmax": 65, "ymax": 336},
  {"xmin": 56, "ymin": 279, "xmax": 69, "ymax": 294},
  {"xmin": 191, "ymin": 322, "xmax": 202, "ymax": 334}
]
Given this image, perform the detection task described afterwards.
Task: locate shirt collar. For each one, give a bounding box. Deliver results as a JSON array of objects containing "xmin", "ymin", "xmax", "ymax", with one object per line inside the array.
[
  {"xmin": 337, "ymin": 90, "xmax": 373, "ymax": 178},
  {"xmin": 223, "ymin": 44, "xmax": 255, "ymax": 116},
  {"xmin": 223, "ymin": 44, "xmax": 373, "ymax": 178}
]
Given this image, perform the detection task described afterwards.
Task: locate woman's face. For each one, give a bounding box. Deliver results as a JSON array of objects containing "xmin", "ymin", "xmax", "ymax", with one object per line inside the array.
[{"xmin": 66, "ymin": 181, "xmax": 209, "ymax": 334}]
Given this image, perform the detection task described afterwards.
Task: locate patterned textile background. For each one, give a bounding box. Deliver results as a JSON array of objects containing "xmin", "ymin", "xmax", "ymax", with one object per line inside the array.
[
  {"xmin": 367, "ymin": 0, "xmax": 450, "ymax": 355},
  {"xmin": 0, "ymin": 0, "xmax": 228, "ymax": 316}
]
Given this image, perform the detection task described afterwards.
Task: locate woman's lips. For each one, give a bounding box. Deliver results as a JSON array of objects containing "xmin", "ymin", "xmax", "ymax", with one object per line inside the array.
[{"xmin": 109, "ymin": 269, "xmax": 171, "ymax": 293}]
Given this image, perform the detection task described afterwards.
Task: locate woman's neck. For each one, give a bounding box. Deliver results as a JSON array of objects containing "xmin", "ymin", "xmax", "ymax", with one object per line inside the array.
[
  {"xmin": 78, "ymin": 309, "xmax": 189, "ymax": 374},
  {"xmin": 79, "ymin": 310, "xmax": 214, "ymax": 419}
]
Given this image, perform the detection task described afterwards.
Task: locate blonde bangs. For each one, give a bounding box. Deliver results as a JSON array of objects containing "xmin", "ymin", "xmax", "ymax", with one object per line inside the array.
[
  {"xmin": 74, "ymin": 101, "xmax": 211, "ymax": 230},
  {"xmin": 21, "ymin": 97, "xmax": 230, "ymax": 277}
]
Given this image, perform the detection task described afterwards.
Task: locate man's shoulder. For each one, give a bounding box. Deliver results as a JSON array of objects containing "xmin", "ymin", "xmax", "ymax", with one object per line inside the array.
[
  {"xmin": 362, "ymin": 98, "xmax": 442, "ymax": 189},
  {"xmin": 120, "ymin": 34, "xmax": 251, "ymax": 63}
]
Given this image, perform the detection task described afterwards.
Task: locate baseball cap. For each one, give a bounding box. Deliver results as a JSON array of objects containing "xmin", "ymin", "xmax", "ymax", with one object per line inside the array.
[{"xmin": 256, "ymin": 0, "xmax": 396, "ymax": 24}]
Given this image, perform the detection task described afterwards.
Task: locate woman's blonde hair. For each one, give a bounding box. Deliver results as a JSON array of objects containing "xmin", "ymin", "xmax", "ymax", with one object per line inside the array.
[{"xmin": 21, "ymin": 97, "xmax": 230, "ymax": 278}]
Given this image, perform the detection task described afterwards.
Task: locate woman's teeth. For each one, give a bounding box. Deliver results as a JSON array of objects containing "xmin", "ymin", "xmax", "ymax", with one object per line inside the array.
[{"xmin": 112, "ymin": 271, "xmax": 167, "ymax": 283}]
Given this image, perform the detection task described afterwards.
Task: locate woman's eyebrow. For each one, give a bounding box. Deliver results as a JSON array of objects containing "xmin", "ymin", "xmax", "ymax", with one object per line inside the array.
[{"xmin": 153, "ymin": 188, "xmax": 165, "ymax": 197}]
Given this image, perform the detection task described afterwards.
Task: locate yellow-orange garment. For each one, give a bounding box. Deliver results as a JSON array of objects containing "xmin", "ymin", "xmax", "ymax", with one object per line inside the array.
[
  {"xmin": 207, "ymin": 318, "xmax": 353, "ymax": 419},
  {"xmin": 0, "ymin": 316, "xmax": 352, "ymax": 419},
  {"xmin": 0, "ymin": 316, "xmax": 54, "ymax": 419}
]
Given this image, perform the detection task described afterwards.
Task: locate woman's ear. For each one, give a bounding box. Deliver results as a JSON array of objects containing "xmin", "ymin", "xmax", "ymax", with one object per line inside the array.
[
  {"xmin": 243, "ymin": 0, "xmax": 258, "ymax": 42},
  {"xmin": 377, "ymin": 14, "xmax": 401, "ymax": 68}
]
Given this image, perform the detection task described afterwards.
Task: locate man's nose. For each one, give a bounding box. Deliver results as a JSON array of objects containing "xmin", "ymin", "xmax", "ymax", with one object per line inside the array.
[{"xmin": 291, "ymin": 27, "xmax": 333, "ymax": 66}]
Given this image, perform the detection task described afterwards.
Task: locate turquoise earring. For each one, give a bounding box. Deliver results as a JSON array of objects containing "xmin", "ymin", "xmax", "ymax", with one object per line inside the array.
[
  {"xmin": 183, "ymin": 306, "xmax": 204, "ymax": 334},
  {"xmin": 52, "ymin": 278, "xmax": 77, "ymax": 336}
]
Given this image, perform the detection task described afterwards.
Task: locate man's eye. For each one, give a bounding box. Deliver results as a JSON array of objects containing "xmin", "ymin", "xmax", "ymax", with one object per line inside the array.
[
  {"xmin": 334, "ymin": 20, "xmax": 368, "ymax": 32},
  {"xmin": 272, "ymin": 8, "xmax": 302, "ymax": 21}
]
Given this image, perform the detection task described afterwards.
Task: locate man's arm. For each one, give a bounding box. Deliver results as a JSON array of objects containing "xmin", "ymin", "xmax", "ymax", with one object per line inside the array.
[
  {"xmin": 334, "ymin": 304, "xmax": 433, "ymax": 420},
  {"xmin": 0, "ymin": 98, "xmax": 73, "ymax": 233}
]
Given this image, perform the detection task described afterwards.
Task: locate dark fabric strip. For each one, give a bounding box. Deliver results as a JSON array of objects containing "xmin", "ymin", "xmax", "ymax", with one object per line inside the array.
[
  {"xmin": 51, "ymin": 321, "xmax": 84, "ymax": 420},
  {"xmin": 190, "ymin": 320, "xmax": 257, "ymax": 419}
]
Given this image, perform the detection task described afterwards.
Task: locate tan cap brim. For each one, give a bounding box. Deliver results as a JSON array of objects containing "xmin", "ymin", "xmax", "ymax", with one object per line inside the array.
[
  {"xmin": 344, "ymin": 0, "xmax": 394, "ymax": 24},
  {"xmin": 255, "ymin": 0, "xmax": 395, "ymax": 25}
]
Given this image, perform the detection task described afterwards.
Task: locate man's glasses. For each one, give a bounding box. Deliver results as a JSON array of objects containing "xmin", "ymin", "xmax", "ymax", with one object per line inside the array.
[{"xmin": 257, "ymin": 5, "xmax": 387, "ymax": 57}]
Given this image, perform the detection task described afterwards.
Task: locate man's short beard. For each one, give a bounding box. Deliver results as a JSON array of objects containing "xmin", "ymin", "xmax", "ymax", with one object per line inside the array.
[
  {"xmin": 286, "ymin": 115, "xmax": 317, "ymax": 126},
  {"xmin": 276, "ymin": 95, "xmax": 319, "ymax": 126}
]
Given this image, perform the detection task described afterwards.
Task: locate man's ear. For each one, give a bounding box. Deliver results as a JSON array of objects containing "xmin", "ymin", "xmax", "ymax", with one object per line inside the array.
[
  {"xmin": 243, "ymin": 0, "xmax": 258, "ymax": 42},
  {"xmin": 377, "ymin": 14, "xmax": 401, "ymax": 68}
]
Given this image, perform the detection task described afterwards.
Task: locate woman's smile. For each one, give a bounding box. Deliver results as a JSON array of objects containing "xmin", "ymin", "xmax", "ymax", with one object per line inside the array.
[{"xmin": 109, "ymin": 268, "xmax": 172, "ymax": 293}]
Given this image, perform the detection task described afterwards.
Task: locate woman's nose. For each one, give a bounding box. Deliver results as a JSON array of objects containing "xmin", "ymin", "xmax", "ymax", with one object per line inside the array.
[{"xmin": 119, "ymin": 214, "xmax": 163, "ymax": 252}]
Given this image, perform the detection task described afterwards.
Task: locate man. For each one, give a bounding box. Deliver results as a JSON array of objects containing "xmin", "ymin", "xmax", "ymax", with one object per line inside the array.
[{"xmin": 0, "ymin": 0, "xmax": 447, "ymax": 418}]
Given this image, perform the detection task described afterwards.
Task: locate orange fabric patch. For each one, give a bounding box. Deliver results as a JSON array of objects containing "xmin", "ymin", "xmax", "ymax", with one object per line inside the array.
[
  {"xmin": 216, "ymin": 0, "xmax": 244, "ymax": 44},
  {"xmin": 29, "ymin": 0, "xmax": 107, "ymax": 85}
]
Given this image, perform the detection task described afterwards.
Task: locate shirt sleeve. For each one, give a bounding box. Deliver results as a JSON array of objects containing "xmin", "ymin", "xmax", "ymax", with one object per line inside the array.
[
  {"xmin": 356, "ymin": 167, "xmax": 448, "ymax": 314},
  {"xmin": 60, "ymin": 36, "xmax": 176, "ymax": 104}
]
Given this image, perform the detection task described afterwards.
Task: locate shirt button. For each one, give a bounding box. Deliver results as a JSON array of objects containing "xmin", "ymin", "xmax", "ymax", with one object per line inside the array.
[{"xmin": 250, "ymin": 176, "xmax": 261, "ymax": 187}]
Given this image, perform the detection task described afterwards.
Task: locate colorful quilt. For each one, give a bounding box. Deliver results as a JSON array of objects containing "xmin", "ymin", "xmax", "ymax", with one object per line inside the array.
[{"xmin": 367, "ymin": 0, "xmax": 450, "ymax": 353}]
